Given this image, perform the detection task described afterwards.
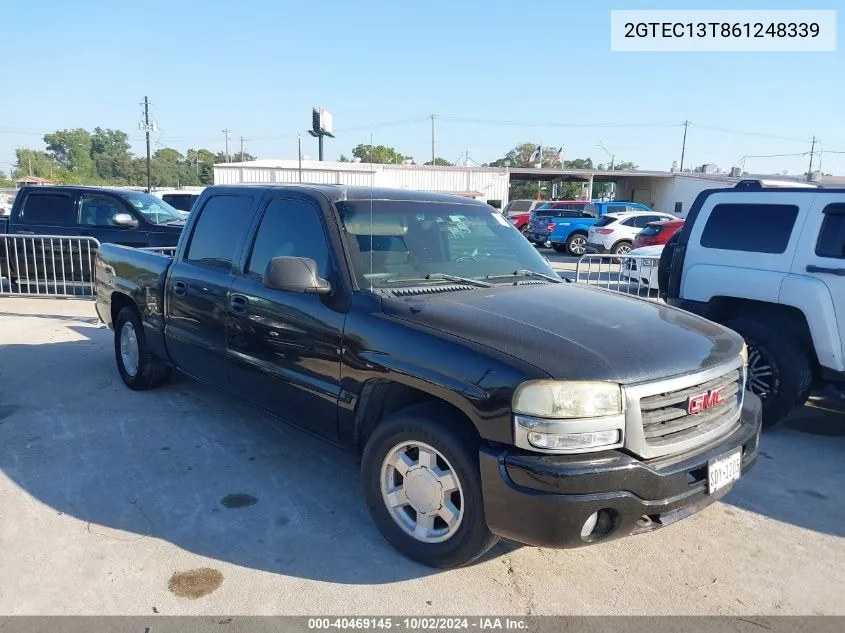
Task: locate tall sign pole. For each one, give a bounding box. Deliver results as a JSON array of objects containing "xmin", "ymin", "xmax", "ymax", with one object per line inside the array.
[{"xmin": 308, "ymin": 107, "xmax": 335, "ymax": 161}]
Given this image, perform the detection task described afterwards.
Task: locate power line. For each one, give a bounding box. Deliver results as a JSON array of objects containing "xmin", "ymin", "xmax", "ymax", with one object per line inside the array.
[
  {"xmin": 688, "ymin": 123, "xmax": 808, "ymax": 143},
  {"xmin": 439, "ymin": 116, "xmax": 682, "ymax": 129}
]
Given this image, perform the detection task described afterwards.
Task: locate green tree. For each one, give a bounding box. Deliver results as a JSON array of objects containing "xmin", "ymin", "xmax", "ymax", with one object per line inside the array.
[
  {"xmin": 186, "ymin": 148, "xmax": 217, "ymax": 184},
  {"xmin": 0, "ymin": 170, "xmax": 12, "ymax": 187},
  {"xmin": 351, "ymin": 144, "xmax": 410, "ymax": 164},
  {"xmin": 13, "ymin": 148, "xmax": 58, "ymax": 179},
  {"xmin": 424, "ymin": 157, "xmax": 454, "ymax": 166},
  {"xmin": 43, "ymin": 128, "xmax": 95, "ymax": 177},
  {"xmin": 230, "ymin": 151, "xmax": 256, "ymax": 163},
  {"xmin": 90, "ymin": 127, "xmax": 133, "ymax": 182}
]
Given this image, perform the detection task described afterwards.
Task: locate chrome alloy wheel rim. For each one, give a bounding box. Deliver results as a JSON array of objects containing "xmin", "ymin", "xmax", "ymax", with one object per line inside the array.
[
  {"xmin": 379, "ymin": 441, "xmax": 464, "ymax": 543},
  {"xmin": 747, "ymin": 346, "xmax": 774, "ymax": 399},
  {"xmin": 120, "ymin": 321, "xmax": 140, "ymax": 377},
  {"xmin": 569, "ymin": 235, "xmax": 587, "ymax": 255}
]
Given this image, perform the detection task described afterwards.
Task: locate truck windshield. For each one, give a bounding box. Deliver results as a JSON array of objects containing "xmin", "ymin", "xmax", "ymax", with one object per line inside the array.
[
  {"xmin": 336, "ymin": 200, "xmax": 558, "ymax": 288},
  {"xmin": 122, "ymin": 192, "xmax": 184, "ymax": 224}
]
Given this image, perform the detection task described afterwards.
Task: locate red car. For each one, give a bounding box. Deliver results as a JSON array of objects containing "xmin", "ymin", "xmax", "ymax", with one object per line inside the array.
[{"xmin": 633, "ymin": 219, "xmax": 685, "ymax": 249}]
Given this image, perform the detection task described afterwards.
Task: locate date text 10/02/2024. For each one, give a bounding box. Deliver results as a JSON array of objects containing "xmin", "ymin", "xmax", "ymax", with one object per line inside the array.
[{"xmin": 307, "ymin": 618, "xmax": 529, "ymax": 630}]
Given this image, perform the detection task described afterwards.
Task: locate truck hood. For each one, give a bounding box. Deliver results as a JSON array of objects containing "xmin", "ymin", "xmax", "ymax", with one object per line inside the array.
[{"xmin": 381, "ymin": 283, "xmax": 742, "ymax": 384}]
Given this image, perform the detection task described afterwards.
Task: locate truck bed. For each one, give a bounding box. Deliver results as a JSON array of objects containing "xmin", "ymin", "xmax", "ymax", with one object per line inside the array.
[{"xmin": 94, "ymin": 243, "xmax": 173, "ymax": 331}]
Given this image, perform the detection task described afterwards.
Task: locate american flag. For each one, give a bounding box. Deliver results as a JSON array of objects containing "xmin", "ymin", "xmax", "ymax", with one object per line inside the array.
[{"xmin": 550, "ymin": 146, "xmax": 564, "ymax": 165}]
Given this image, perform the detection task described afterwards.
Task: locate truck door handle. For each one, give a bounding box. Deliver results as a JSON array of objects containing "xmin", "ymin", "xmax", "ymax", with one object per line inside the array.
[
  {"xmin": 172, "ymin": 280, "xmax": 187, "ymax": 296},
  {"xmin": 229, "ymin": 294, "xmax": 249, "ymax": 314},
  {"xmin": 806, "ymin": 265, "xmax": 845, "ymax": 276}
]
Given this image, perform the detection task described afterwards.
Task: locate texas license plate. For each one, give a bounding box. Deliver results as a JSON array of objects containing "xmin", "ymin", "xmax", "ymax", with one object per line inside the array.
[{"xmin": 707, "ymin": 447, "xmax": 742, "ymax": 494}]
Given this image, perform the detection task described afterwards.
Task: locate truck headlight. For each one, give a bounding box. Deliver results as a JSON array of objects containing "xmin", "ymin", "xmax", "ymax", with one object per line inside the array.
[
  {"xmin": 512, "ymin": 381, "xmax": 624, "ymax": 453},
  {"xmin": 514, "ymin": 381, "xmax": 621, "ymax": 418}
]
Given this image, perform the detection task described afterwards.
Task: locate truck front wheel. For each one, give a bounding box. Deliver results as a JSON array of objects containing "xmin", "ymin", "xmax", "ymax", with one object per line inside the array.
[
  {"xmin": 725, "ymin": 317, "xmax": 812, "ymax": 427},
  {"xmin": 114, "ymin": 306, "xmax": 171, "ymax": 391},
  {"xmin": 361, "ymin": 402, "xmax": 499, "ymax": 568}
]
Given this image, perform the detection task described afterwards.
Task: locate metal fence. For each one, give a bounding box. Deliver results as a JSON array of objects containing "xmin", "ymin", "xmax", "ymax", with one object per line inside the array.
[
  {"xmin": 575, "ymin": 254, "xmax": 662, "ymax": 301},
  {"xmin": 1, "ymin": 235, "xmax": 100, "ymax": 298}
]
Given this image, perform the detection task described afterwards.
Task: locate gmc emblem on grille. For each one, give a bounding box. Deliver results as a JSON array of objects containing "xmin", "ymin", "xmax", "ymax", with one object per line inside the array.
[{"xmin": 687, "ymin": 387, "xmax": 725, "ymax": 415}]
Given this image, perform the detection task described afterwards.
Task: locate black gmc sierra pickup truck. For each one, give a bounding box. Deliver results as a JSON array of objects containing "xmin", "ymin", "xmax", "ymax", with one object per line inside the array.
[{"xmin": 94, "ymin": 184, "xmax": 762, "ymax": 568}]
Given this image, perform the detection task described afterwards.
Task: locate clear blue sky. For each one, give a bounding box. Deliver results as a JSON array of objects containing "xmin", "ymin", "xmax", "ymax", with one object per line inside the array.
[{"xmin": 2, "ymin": 0, "xmax": 843, "ymax": 176}]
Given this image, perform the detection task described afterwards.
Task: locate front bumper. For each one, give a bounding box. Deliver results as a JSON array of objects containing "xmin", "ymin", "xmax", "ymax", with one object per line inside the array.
[{"xmin": 480, "ymin": 392, "xmax": 762, "ymax": 548}]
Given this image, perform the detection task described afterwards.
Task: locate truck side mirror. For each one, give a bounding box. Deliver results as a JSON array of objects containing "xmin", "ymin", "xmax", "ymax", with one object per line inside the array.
[
  {"xmin": 113, "ymin": 212, "xmax": 139, "ymax": 229},
  {"xmin": 263, "ymin": 256, "xmax": 331, "ymax": 295}
]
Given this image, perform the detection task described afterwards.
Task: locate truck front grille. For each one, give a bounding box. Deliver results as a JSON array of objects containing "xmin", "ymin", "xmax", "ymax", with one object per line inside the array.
[
  {"xmin": 640, "ymin": 370, "xmax": 742, "ymax": 448},
  {"xmin": 622, "ymin": 358, "xmax": 746, "ymax": 459}
]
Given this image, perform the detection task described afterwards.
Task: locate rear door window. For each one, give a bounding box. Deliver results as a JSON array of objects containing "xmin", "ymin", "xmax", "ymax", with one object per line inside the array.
[
  {"xmin": 816, "ymin": 203, "xmax": 845, "ymax": 259},
  {"xmin": 185, "ymin": 194, "xmax": 255, "ymax": 270},
  {"xmin": 162, "ymin": 194, "xmax": 194, "ymax": 212},
  {"xmin": 20, "ymin": 192, "xmax": 76, "ymax": 226},
  {"xmin": 508, "ymin": 200, "xmax": 532, "ymax": 213},
  {"xmin": 701, "ymin": 203, "xmax": 799, "ymax": 254}
]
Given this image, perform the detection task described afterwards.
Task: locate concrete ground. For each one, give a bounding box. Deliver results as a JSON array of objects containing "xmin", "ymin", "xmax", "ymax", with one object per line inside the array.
[{"xmin": 1, "ymin": 298, "xmax": 843, "ymax": 616}]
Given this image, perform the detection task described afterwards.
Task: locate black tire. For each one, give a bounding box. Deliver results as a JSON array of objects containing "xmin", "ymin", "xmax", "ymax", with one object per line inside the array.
[
  {"xmin": 114, "ymin": 305, "xmax": 171, "ymax": 391},
  {"xmin": 551, "ymin": 244, "xmax": 567, "ymax": 253},
  {"xmin": 724, "ymin": 317, "xmax": 813, "ymax": 427},
  {"xmin": 520, "ymin": 225, "xmax": 529, "ymax": 238},
  {"xmin": 361, "ymin": 402, "xmax": 499, "ymax": 569},
  {"xmin": 565, "ymin": 232, "xmax": 588, "ymax": 256},
  {"xmin": 610, "ymin": 240, "xmax": 632, "ymax": 264}
]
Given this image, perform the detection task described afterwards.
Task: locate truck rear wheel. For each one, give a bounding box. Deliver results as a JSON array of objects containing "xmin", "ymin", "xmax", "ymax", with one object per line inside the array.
[
  {"xmin": 361, "ymin": 402, "xmax": 499, "ymax": 568},
  {"xmin": 566, "ymin": 233, "xmax": 588, "ymax": 256},
  {"xmin": 114, "ymin": 306, "xmax": 171, "ymax": 391},
  {"xmin": 725, "ymin": 317, "xmax": 812, "ymax": 427}
]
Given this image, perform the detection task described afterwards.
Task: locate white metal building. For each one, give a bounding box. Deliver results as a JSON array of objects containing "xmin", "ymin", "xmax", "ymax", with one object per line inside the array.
[{"xmin": 214, "ymin": 159, "xmax": 510, "ymax": 207}]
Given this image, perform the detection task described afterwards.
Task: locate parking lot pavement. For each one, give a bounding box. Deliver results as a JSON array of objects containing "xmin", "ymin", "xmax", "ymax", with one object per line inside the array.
[{"xmin": 1, "ymin": 298, "xmax": 844, "ymax": 616}]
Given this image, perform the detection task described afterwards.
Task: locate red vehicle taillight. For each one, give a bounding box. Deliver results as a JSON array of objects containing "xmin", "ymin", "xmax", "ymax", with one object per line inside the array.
[
  {"xmin": 547, "ymin": 222, "xmax": 556, "ymax": 232},
  {"xmin": 595, "ymin": 228, "xmax": 614, "ymax": 234}
]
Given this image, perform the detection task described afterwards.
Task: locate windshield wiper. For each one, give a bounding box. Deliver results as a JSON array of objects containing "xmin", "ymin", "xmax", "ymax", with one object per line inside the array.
[
  {"xmin": 486, "ymin": 269, "xmax": 565, "ymax": 284},
  {"xmin": 386, "ymin": 273, "xmax": 492, "ymax": 288}
]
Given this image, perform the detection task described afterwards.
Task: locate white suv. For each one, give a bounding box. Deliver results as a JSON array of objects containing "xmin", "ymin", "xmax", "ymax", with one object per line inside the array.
[
  {"xmin": 661, "ymin": 186, "xmax": 845, "ymax": 426},
  {"xmin": 587, "ymin": 211, "xmax": 677, "ymax": 257}
]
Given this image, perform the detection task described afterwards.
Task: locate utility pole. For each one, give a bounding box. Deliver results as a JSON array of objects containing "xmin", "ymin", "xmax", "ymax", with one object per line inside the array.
[
  {"xmin": 298, "ymin": 135, "xmax": 302, "ymax": 183},
  {"xmin": 239, "ymin": 136, "xmax": 244, "ymax": 161},
  {"xmin": 223, "ymin": 129, "xmax": 231, "ymax": 162},
  {"xmin": 807, "ymin": 135, "xmax": 817, "ymax": 180},
  {"xmin": 679, "ymin": 120, "xmax": 689, "ymax": 172},
  {"xmin": 430, "ymin": 114, "xmax": 436, "ymax": 166},
  {"xmin": 142, "ymin": 96, "xmax": 152, "ymax": 192}
]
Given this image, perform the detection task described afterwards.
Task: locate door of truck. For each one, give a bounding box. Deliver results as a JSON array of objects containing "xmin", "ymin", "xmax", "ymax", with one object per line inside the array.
[
  {"xmin": 77, "ymin": 192, "xmax": 150, "ymax": 247},
  {"xmin": 793, "ymin": 195, "xmax": 845, "ymax": 373},
  {"xmin": 164, "ymin": 192, "xmax": 256, "ymax": 386},
  {"xmin": 225, "ymin": 194, "xmax": 345, "ymax": 441}
]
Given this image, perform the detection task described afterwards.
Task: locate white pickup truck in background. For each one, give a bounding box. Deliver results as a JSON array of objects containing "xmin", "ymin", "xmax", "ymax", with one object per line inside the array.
[{"xmin": 661, "ymin": 186, "xmax": 845, "ymax": 426}]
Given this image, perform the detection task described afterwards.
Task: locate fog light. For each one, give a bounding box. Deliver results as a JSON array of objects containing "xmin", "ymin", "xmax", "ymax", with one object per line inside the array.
[
  {"xmin": 527, "ymin": 429, "xmax": 620, "ymax": 451},
  {"xmin": 581, "ymin": 512, "xmax": 599, "ymax": 538}
]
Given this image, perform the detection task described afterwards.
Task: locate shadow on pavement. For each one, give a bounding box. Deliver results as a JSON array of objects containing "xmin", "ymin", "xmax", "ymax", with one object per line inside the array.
[
  {"xmin": 0, "ymin": 326, "xmax": 447, "ymax": 585},
  {"xmin": 723, "ymin": 394, "xmax": 845, "ymax": 537}
]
